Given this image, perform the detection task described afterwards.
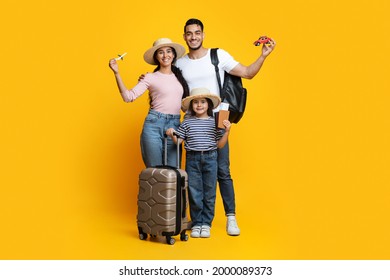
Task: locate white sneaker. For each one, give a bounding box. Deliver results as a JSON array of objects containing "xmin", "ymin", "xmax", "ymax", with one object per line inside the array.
[
  {"xmin": 190, "ymin": 226, "xmax": 201, "ymax": 238},
  {"xmin": 226, "ymin": 215, "xmax": 240, "ymax": 236},
  {"xmin": 200, "ymin": 225, "xmax": 211, "ymax": 238}
]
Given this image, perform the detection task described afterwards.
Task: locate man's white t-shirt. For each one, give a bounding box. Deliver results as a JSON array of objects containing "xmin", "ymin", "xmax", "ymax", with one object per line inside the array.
[{"xmin": 175, "ymin": 48, "xmax": 239, "ymax": 98}]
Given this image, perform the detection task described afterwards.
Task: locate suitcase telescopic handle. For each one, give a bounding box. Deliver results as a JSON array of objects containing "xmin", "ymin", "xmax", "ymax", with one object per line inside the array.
[{"xmin": 164, "ymin": 133, "xmax": 181, "ymax": 169}]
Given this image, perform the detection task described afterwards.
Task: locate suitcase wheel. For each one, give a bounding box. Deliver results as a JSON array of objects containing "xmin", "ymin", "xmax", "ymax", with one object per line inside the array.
[
  {"xmin": 166, "ymin": 236, "xmax": 176, "ymax": 245},
  {"xmin": 180, "ymin": 232, "xmax": 189, "ymax": 241},
  {"xmin": 139, "ymin": 233, "xmax": 148, "ymax": 240}
]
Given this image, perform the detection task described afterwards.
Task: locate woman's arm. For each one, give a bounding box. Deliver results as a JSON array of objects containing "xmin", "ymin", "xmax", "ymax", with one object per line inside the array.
[{"xmin": 108, "ymin": 58, "xmax": 147, "ymax": 102}]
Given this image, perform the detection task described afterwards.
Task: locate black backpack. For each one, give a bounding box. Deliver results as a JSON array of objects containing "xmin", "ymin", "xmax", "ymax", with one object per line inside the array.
[{"xmin": 210, "ymin": 48, "xmax": 247, "ymax": 123}]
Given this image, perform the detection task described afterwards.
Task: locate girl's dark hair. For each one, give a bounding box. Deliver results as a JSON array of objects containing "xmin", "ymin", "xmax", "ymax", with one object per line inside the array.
[
  {"xmin": 149, "ymin": 48, "xmax": 189, "ymax": 107},
  {"xmin": 188, "ymin": 98, "xmax": 214, "ymax": 117}
]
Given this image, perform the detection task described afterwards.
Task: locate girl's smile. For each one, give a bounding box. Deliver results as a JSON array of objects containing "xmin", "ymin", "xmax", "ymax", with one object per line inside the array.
[{"xmin": 192, "ymin": 98, "xmax": 209, "ymax": 118}]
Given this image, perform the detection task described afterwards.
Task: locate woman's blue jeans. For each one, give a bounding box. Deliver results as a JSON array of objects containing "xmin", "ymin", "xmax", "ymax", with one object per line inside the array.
[
  {"xmin": 185, "ymin": 150, "xmax": 218, "ymax": 227},
  {"xmin": 140, "ymin": 110, "xmax": 181, "ymax": 168}
]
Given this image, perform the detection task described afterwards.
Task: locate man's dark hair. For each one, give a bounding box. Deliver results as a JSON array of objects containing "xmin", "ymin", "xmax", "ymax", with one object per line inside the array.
[{"xmin": 184, "ymin": 18, "xmax": 204, "ymax": 33}]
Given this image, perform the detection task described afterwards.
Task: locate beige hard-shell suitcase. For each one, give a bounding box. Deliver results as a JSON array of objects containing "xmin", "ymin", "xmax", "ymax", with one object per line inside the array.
[{"xmin": 137, "ymin": 137, "xmax": 189, "ymax": 245}]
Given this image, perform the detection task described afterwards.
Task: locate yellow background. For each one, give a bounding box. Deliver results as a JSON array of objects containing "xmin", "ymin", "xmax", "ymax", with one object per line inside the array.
[{"xmin": 1, "ymin": 0, "xmax": 389, "ymax": 259}]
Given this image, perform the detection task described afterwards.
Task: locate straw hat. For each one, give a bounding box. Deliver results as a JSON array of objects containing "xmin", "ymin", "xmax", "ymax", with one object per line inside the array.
[
  {"xmin": 182, "ymin": 87, "xmax": 221, "ymax": 111},
  {"xmin": 143, "ymin": 38, "xmax": 186, "ymax": 65}
]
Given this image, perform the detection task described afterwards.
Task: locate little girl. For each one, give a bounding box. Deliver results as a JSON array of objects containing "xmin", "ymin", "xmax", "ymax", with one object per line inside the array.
[{"xmin": 166, "ymin": 87, "xmax": 231, "ymax": 238}]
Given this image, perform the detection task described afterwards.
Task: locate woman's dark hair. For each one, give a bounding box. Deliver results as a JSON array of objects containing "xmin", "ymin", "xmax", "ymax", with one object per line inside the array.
[
  {"xmin": 188, "ymin": 98, "xmax": 214, "ymax": 117},
  {"xmin": 149, "ymin": 47, "xmax": 189, "ymax": 107}
]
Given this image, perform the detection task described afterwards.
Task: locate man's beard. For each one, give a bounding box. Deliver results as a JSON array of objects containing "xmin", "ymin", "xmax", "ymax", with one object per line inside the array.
[{"xmin": 188, "ymin": 42, "xmax": 202, "ymax": 51}]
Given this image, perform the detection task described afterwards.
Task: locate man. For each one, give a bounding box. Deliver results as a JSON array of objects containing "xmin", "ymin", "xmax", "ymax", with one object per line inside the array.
[{"xmin": 175, "ymin": 18, "xmax": 276, "ymax": 236}]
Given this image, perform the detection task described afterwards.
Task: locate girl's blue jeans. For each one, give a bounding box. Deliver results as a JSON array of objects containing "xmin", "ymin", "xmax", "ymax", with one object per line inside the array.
[{"xmin": 185, "ymin": 150, "xmax": 218, "ymax": 227}]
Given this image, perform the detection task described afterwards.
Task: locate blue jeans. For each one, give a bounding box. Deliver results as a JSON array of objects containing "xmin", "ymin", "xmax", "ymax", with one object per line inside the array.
[
  {"xmin": 186, "ymin": 150, "xmax": 218, "ymax": 227},
  {"xmin": 140, "ymin": 110, "xmax": 181, "ymax": 168},
  {"xmin": 218, "ymin": 141, "xmax": 236, "ymax": 215}
]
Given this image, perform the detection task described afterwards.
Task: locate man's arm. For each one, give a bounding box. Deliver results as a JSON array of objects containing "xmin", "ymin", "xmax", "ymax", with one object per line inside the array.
[{"xmin": 229, "ymin": 39, "xmax": 276, "ymax": 79}]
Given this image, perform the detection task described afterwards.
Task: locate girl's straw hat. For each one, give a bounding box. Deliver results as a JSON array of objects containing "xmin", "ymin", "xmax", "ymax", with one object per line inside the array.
[
  {"xmin": 143, "ymin": 38, "xmax": 186, "ymax": 65},
  {"xmin": 182, "ymin": 87, "xmax": 221, "ymax": 111}
]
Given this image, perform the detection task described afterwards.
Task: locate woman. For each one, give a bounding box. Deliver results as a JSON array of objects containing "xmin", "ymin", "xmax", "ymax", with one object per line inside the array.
[{"xmin": 108, "ymin": 38, "xmax": 189, "ymax": 167}]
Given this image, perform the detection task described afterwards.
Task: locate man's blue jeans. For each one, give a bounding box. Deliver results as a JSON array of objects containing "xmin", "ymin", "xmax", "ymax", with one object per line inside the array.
[
  {"xmin": 218, "ymin": 141, "xmax": 236, "ymax": 215},
  {"xmin": 186, "ymin": 150, "xmax": 218, "ymax": 227},
  {"xmin": 140, "ymin": 110, "xmax": 181, "ymax": 168}
]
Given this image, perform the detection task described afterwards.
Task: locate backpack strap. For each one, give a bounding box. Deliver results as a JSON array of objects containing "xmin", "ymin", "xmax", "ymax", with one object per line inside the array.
[{"xmin": 210, "ymin": 48, "xmax": 224, "ymax": 99}]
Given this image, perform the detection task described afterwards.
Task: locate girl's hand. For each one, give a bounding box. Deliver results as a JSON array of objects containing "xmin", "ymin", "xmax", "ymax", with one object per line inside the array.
[
  {"xmin": 223, "ymin": 120, "xmax": 231, "ymax": 131},
  {"xmin": 166, "ymin": 128, "xmax": 176, "ymax": 137}
]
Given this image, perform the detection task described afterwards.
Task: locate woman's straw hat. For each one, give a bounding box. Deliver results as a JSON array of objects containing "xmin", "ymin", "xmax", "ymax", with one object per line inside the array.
[{"xmin": 143, "ymin": 38, "xmax": 186, "ymax": 65}]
